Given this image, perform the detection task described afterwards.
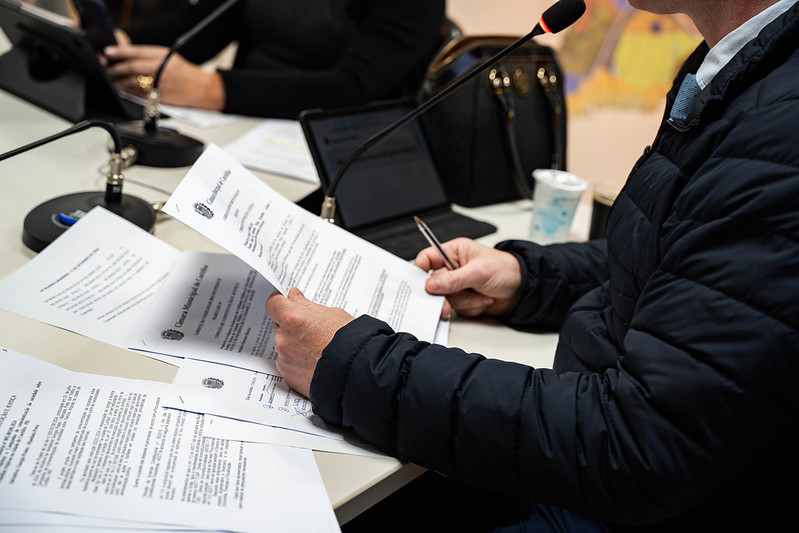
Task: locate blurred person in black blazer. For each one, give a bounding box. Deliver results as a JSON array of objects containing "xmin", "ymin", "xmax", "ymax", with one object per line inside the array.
[{"xmin": 101, "ymin": 0, "xmax": 446, "ymax": 118}]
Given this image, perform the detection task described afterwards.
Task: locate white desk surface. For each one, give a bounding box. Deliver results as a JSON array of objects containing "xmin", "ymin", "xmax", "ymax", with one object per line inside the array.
[{"xmin": 0, "ymin": 89, "xmax": 588, "ymax": 524}]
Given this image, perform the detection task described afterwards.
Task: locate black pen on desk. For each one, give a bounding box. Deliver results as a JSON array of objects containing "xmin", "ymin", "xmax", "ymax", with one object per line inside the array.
[{"xmin": 414, "ymin": 215, "xmax": 458, "ymax": 270}]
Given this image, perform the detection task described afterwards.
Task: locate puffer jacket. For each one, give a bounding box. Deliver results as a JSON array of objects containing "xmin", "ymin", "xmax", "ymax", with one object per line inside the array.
[{"xmin": 310, "ymin": 4, "xmax": 799, "ymax": 531}]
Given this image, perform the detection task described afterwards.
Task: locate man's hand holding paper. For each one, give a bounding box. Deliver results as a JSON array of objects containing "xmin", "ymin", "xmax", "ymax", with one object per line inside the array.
[{"xmin": 265, "ymin": 287, "xmax": 354, "ymax": 398}]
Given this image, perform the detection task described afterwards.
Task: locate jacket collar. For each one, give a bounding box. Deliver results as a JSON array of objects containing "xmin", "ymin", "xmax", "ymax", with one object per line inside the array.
[{"xmin": 667, "ymin": 1, "xmax": 799, "ymax": 131}]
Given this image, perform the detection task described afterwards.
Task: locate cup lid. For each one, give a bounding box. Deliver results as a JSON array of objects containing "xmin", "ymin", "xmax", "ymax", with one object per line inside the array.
[{"xmin": 532, "ymin": 169, "xmax": 588, "ymax": 191}]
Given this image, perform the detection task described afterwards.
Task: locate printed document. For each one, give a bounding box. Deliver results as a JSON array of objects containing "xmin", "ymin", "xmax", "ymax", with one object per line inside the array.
[
  {"xmin": 203, "ymin": 415, "xmax": 386, "ymax": 458},
  {"xmin": 224, "ymin": 119, "xmax": 319, "ymax": 184},
  {"xmin": 0, "ymin": 508, "xmax": 203, "ymax": 530},
  {"xmin": 163, "ymin": 357, "xmax": 385, "ymax": 457},
  {"xmin": 0, "ymin": 208, "xmax": 179, "ymax": 349},
  {"xmin": 0, "ymin": 509, "xmax": 204, "ymax": 530},
  {"xmin": 162, "ymin": 144, "xmax": 443, "ymax": 343},
  {"xmin": 0, "ymin": 346, "xmax": 340, "ymax": 532},
  {"xmin": 130, "ymin": 250, "xmax": 281, "ymax": 374},
  {"xmin": 0, "ymin": 147, "xmax": 443, "ymax": 356}
]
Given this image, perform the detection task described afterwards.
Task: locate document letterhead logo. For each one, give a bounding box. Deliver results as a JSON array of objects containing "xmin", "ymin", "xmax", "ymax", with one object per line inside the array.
[
  {"xmin": 202, "ymin": 377, "xmax": 225, "ymax": 389},
  {"xmin": 193, "ymin": 202, "xmax": 214, "ymax": 219},
  {"xmin": 161, "ymin": 329, "xmax": 185, "ymax": 341}
]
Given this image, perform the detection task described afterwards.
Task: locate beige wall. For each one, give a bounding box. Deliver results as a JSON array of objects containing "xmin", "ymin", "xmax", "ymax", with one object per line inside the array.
[{"xmin": 446, "ymin": 0, "xmax": 667, "ymax": 198}]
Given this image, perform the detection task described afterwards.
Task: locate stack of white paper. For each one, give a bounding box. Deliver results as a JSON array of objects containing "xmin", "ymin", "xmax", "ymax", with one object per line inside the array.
[
  {"xmin": 0, "ymin": 346, "xmax": 340, "ymax": 532},
  {"xmin": 0, "ymin": 144, "xmax": 447, "ymax": 529}
]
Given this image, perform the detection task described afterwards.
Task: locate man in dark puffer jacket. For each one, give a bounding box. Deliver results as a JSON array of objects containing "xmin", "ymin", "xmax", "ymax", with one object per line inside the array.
[{"xmin": 266, "ymin": 0, "xmax": 799, "ymax": 530}]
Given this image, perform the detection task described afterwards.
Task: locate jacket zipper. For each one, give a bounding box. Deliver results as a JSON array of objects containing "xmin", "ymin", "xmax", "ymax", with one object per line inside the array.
[{"xmin": 631, "ymin": 144, "xmax": 653, "ymax": 174}]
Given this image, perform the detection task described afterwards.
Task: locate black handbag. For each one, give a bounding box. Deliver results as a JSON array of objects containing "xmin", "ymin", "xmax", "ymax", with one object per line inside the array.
[{"xmin": 417, "ymin": 36, "xmax": 567, "ymax": 207}]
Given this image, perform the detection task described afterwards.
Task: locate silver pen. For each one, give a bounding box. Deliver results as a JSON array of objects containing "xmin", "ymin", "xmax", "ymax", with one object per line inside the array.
[{"xmin": 414, "ymin": 215, "xmax": 458, "ymax": 270}]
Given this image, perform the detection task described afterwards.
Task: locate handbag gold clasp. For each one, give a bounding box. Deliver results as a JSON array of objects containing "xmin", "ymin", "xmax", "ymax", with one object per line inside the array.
[
  {"xmin": 537, "ymin": 66, "xmax": 558, "ymax": 90},
  {"xmin": 488, "ymin": 66, "xmax": 511, "ymax": 93}
]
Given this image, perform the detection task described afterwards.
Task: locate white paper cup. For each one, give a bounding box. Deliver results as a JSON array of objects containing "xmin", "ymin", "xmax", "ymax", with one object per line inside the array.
[{"xmin": 529, "ymin": 169, "xmax": 588, "ymax": 244}]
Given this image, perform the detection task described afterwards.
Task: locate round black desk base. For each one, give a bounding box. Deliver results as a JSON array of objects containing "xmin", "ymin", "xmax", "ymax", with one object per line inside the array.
[{"xmin": 22, "ymin": 192, "xmax": 156, "ymax": 252}]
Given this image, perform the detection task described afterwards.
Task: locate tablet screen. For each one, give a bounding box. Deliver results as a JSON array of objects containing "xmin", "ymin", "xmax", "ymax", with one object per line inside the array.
[{"xmin": 300, "ymin": 99, "xmax": 450, "ymax": 231}]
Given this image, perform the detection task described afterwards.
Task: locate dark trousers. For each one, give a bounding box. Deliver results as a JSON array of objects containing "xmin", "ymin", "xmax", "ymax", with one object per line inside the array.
[{"xmin": 343, "ymin": 470, "xmax": 610, "ymax": 533}]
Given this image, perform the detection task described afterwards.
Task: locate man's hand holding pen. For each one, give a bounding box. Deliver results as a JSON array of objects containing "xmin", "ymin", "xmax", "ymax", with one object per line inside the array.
[{"xmin": 413, "ymin": 237, "xmax": 522, "ymax": 319}]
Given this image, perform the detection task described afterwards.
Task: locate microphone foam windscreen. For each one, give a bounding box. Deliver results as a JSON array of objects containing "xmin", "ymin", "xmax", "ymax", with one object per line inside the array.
[{"xmin": 541, "ymin": 0, "xmax": 586, "ymax": 34}]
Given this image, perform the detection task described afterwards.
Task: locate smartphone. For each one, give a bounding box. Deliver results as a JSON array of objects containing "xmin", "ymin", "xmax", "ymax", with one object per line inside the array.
[{"xmin": 72, "ymin": 0, "xmax": 117, "ymax": 51}]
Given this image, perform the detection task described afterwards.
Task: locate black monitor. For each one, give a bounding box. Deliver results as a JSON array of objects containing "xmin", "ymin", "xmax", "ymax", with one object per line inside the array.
[{"xmin": 0, "ymin": 0, "xmax": 139, "ymax": 122}]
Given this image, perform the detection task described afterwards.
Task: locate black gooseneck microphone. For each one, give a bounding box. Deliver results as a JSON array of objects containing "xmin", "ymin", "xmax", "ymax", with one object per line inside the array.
[
  {"xmin": 0, "ymin": 120, "xmax": 156, "ymax": 252},
  {"xmin": 114, "ymin": 0, "xmax": 242, "ymax": 167},
  {"xmin": 319, "ymin": 0, "xmax": 586, "ymax": 224}
]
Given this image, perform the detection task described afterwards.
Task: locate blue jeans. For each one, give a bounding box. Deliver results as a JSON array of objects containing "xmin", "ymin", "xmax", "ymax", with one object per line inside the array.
[{"xmin": 343, "ymin": 471, "xmax": 610, "ymax": 533}]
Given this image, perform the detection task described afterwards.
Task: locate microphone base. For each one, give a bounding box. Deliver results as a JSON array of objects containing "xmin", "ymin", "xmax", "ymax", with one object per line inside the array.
[
  {"xmin": 22, "ymin": 191, "xmax": 156, "ymax": 252},
  {"xmin": 115, "ymin": 121, "xmax": 204, "ymax": 168}
]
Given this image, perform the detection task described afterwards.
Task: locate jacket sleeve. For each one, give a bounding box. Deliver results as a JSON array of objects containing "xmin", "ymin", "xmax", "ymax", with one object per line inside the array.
[
  {"xmin": 310, "ymin": 315, "xmax": 594, "ymax": 511},
  {"xmin": 495, "ymin": 239, "xmax": 608, "ymax": 329},
  {"xmin": 220, "ymin": 0, "xmax": 444, "ymax": 118}
]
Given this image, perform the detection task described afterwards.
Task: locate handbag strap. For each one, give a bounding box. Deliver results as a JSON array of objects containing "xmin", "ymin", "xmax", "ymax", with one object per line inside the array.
[
  {"xmin": 490, "ymin": 66, "xmax": 533, "ymax": 199},
  {"xmin": 489, "ymin": 61, "xmax": 566, "ymax": 199},
  {"xmin": 537, "ymin": 64, "xmax": 566, "ymax": 170}
]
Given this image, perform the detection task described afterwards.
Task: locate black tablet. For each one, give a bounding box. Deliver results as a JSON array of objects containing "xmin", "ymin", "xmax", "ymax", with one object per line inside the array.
[
  {"xmin": 299, "ymin": 97, "xmax": 451, "ymax": 231},
  {"xmin": 298, "ymin": 97, "xmax": 496, "ymax": 260},
  {"xmin": 0, "ymin": 0, "xmax": 139, "ymax": 122}
]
